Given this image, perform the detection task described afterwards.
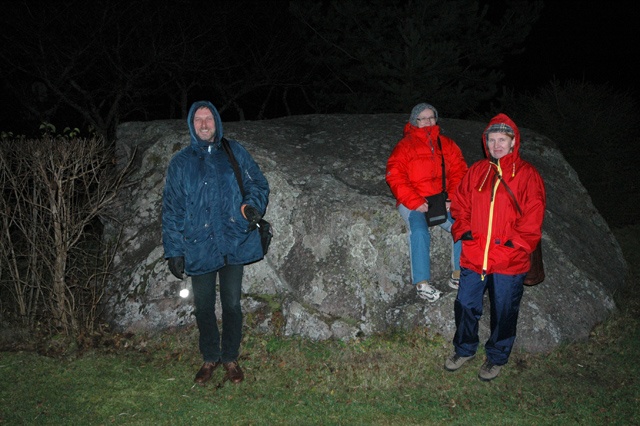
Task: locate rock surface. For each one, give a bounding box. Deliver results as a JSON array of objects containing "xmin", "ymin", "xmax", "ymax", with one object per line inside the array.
[{"xmin": 103, "ymin": 114, "xmax": 627, "ymax": 353}]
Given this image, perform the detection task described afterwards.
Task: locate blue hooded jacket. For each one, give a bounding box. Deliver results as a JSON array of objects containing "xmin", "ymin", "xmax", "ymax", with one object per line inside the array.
[{"xmin": 162, "ymin": 101, "xmax": 270, "ymax": 275}]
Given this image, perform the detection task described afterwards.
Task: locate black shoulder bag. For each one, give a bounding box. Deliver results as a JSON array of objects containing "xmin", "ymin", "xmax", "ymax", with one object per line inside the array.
[
  {"xmin": 425, "ymin": 137, "xmax": 448, "ymax": 227},
  {"xmin": 221, "ymin": 138, "xmax": 272, "ymax": 256},
  {"xmin": 498, "ymin": 175, "xmax": 544, "ymax": 286}
]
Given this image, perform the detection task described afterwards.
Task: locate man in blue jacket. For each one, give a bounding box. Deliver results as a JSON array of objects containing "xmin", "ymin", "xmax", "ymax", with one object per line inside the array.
[{"xmin": 162, "ymin": 100, "xmax": 270, "ymax": 385}]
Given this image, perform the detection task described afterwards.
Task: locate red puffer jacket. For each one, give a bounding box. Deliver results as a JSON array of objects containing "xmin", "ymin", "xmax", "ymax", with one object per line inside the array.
[
  {"xmin": 451, "ymin": 113, "xmax": 546, "ymax": 276},
  {"xmin": 386, "ymin": 123, "xmax": 467, "ymax": 210}
]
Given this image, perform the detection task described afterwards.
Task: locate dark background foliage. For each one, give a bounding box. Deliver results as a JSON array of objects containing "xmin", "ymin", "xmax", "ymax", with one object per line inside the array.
[{"xmin": 0, "ymin": 0, "xmax": 546, "ymax": 137}]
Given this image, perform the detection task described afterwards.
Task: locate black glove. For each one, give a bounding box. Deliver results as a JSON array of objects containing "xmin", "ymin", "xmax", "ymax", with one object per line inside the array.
[
  {"xmin": 461, "ymin": 231, "xmax": 473, "ymax": 241},
  {"xmin": 168, "ymin": 256, "xmax": 184, "ymax": 279},
  {"xmin": 243, "ymin": 205, "xmax": 261, "ymax": 231}
]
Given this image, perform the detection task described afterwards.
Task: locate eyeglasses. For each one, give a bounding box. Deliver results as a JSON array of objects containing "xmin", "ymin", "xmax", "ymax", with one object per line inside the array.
[{"xmin": 417, "ymin": 116, "xmax": 436, "ymax": 122}]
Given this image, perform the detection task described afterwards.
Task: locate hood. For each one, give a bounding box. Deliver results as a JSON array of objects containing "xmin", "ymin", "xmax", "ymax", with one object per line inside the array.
[
  {"xmin": 187, "ymin": 100, "xmax": 224, "ymax": 148},
  {"xmin": 482, "ymin": 113, "xmax": 520, "ymax": 161},
  {"xmin": 476, "ymin": 113, "xmax": 522, "ymax": 191}
]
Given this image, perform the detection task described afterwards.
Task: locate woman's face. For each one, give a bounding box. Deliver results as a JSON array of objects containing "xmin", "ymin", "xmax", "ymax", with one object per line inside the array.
[
  {"xmin": 487, "ymin": 132, "xmax": 514, "ymax": 159},
  {"xmin": 415, "ymin": 109, "xmax": 436, "ymax": 128}
]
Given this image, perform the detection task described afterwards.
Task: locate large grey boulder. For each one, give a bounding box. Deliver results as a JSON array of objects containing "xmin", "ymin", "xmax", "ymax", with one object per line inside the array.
[{"xmin": 103, "ymin": 114, "xmax": 627, "ymax": 353}]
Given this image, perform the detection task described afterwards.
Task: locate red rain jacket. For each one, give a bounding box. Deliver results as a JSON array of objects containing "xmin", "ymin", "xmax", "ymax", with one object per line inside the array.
[
  {"xmin": 386, "ymin": 123, "xmax": 467, "ymax": 210},
  {"xmin": 451, "ymin": 113, "xmax": 546, "ymax": 276}
]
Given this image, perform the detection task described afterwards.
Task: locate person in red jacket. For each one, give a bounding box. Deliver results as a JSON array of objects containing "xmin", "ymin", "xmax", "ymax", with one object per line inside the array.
[
  {"xmin": 386, "ymin": 103, "xmax": 468, "ymax": 302},
  {"xmin": 444, "ymin": 113, "xmax": 545, "ymax": 381}
]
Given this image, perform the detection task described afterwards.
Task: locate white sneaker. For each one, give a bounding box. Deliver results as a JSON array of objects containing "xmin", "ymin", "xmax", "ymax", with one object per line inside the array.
[
  {"xmin": 448, "ymin": 270, "xmax": 461, "ymax": 290},
  {"xmin": 415, "ymin": 281, "xmax": 442, "ymax": 302}
]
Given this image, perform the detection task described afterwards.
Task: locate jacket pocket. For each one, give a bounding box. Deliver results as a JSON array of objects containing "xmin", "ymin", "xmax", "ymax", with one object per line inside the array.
[{"xmin": 461, "ymin": 238, "xmax": 483, "ymax": 265}]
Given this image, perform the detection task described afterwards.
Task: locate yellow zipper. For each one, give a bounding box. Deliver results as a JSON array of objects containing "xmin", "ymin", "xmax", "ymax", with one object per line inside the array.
[{"xmin": 481, "ymin": 161, "xmax": 502, "ymax": 280}]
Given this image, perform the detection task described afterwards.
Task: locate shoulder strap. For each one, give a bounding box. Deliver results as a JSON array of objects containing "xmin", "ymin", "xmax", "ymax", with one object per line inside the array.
[
  {"xmin": 221, "ymin": 137, "xmax": 245, "ymax": 196},
  {"xmin": 498, "ymin": 174, "xmax": 522, "ymax": 216}
]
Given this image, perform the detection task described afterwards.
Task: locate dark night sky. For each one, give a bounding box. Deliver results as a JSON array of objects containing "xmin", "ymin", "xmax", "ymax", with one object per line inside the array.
[{"xmin": 501, "ymin": 2, "xmax": 640, "ymax": 98}]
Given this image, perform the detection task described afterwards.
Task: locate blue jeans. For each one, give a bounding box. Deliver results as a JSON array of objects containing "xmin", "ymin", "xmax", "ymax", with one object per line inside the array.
[
  {"xmin": 191, "ymin": 264, "xmax": 244, "ymax": 363},
  {"xmin": 398, "ymin": 204, "xmax": 461, "ymax": 284},
  {"xmin": 452, "ymin": 268, "xmax": 526, "ymax": 365}
]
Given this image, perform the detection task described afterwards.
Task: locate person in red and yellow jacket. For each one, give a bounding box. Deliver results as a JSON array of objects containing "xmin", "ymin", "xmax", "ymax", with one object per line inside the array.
[
  {"xmin": 386, "ymin": 103, "xmax": 468, "ymax": 302},
  {"xmin": 445, "ymin": 113, "xmax": 545, "ymax": 381}
]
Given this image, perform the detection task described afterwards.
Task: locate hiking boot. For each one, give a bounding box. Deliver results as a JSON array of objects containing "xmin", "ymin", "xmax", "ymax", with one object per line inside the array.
[
  {"xmin": 416, "ymin": 281, "xmax": 441, "ymax": 302},
  {"xmin": 478, "ymin": 359, "xmax": 502, "ymax": 381},
  {"xmin": 448, "ymin": 270, "xmax": 460, "ymax": 290},
  {"xmin": 444, "ymin": 353, "xmax": 475, "ymax": 371}
]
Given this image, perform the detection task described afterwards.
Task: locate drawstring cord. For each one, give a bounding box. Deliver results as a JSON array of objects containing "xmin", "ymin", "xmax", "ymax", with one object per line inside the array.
[{"xmin": 478, "ymin": 164, "xmax": 492, "ymax": 192}]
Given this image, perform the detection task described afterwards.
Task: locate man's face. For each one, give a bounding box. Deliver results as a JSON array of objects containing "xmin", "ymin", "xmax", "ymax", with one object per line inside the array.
[
  {"xmin": 194, "ymin": 107, "xmax": 216, "ymax": 142},
  {"xmin": 487, "ymin": 132, "xmax": 515, "ymax": 159}
]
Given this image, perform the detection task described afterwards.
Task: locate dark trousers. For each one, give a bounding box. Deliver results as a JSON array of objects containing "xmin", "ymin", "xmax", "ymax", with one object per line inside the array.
[
  {"xmin": 191, "ymin": 264, "xmax": 244, "ymax": 363},
  {"xmin": 452, "ymin": 267, "xmax": 526, "ymax": 365}
]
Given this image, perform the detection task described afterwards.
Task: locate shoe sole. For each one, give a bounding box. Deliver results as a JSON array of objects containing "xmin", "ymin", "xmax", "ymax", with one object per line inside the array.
[
  {"xmin": 447, "ymin": 280, "xmax": 459, "ymax": 290},
  {"xmin": 418, "ymin": 294, "xmax": 441, "ymax": 302},
  {"xmin": 478, "ymin": 370, "xmax": 501, "ymax": 381},
  {"xmin": 417, "ymin": 290, "xmax": 442, "ymax": 302},
  {"xmin": 478, "ymin": 374, "xmax": 499, "ymax": 382}
]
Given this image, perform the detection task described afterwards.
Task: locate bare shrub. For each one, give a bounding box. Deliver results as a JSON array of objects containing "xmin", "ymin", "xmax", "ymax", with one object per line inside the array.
[{"xmin": 0, "ymin": 135, "xmax": 133, "ymax": 335}]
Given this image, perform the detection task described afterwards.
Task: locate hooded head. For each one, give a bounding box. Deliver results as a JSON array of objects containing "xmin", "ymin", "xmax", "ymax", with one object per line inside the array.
[
  {"xmin": 409, "ymin": 103, "xmax": 438, "ymax": 127},
  {"xmin": 187, "ymin": 100, "xmax": 224, "ymax": 146},
  {"xmin": 482, "ymin": 113, "xmax": 520, "ymax": 162}
]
